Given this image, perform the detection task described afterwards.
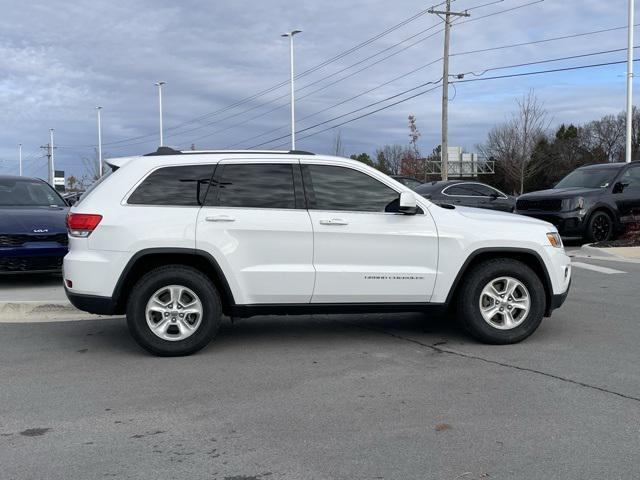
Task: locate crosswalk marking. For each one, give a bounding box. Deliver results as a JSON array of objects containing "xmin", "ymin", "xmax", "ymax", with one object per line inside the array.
[{"xmin": 571, "ymin": 262, "xmax": 626, "ymax": 274}]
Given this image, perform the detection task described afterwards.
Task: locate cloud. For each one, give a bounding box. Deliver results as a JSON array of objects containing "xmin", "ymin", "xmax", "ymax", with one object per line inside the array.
[{"xmin": 0, "ymin": 0, "xmax": 634, "ymax": 179}]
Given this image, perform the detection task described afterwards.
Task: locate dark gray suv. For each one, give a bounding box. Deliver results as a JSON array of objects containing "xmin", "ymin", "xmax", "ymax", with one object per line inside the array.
[{"xmin": 516, "ymin": 162, "xmax": 640, "ymax": 242}]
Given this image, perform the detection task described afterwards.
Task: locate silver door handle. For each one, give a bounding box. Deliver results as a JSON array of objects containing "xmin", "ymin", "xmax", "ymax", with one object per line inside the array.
[
  {"xmin": 319, "ymin": 218, "xmax": 348, "ymax": 226},
  {"xmin": 205, "ymin": 215, "xmax": 235, "ymax": 222}
]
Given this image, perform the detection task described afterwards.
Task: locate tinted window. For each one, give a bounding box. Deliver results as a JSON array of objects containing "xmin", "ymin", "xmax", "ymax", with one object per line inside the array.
[
  {"xmin": 213, "ymin": 163, "xmax": 296, "ymax": 209},
  {"xmin": 444, "ymin": 184, "xmax": 475, "ymax": 196},
  {"xmin": 128, "ymin": 165, "xmax": 214, "ymax": 206},
  {"xmin": 0, "ymin": 178, "xmax": 66, "ymax": 207},
  {"xmin": 622, "ymin": 166, "xmax": 640, "ymax": 186},
  {"xmin": 304, "ymin": 165, "xmax": 399, "ymax": 212},
  {"xmin": 445, "ymin": 183, "xmax": 495, "ymax": 197},
  {"xmin": 555, "ymin": 167, "xmax": 622, "ymax": 189}
]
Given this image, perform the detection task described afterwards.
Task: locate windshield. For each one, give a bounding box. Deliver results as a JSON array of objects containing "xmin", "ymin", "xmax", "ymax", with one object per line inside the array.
[
  {"xmin": 0, "ymin": 178, "xmax": 67, "ymax": 207},
  {"xmin": 555, "ymin": 168, "xmax": 621, "ymax": 189}
]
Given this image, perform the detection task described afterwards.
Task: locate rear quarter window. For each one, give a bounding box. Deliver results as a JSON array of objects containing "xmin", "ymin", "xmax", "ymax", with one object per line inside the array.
[{"xmin": 128, "ymin": 165, "xmax": 216, "ymax": 206}]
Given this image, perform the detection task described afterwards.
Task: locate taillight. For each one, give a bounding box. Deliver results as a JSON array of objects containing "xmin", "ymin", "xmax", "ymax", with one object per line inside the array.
[{"xmin": 66, "ymin": 213, "xmax": 103, "ymax": 238}]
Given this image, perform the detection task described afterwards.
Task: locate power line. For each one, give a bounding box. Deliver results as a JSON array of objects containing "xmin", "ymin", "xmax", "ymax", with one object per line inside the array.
[
  {"xmin": 60, "ymin": 4, "xmax": 445, "ymax": 149},
  {"xmin": 64, "ymin": 0, "xmax": 540, "ymax": 151},
  {"xmin": 451, "ymin": 23, "xmax": 640, "ymax": 57},
  {"xmin": 176, "ymin": 0, "xmax": 544, "ymax": 148},
  {"xmin": 455, "ymin": 46, "xmax": 640, "ymax": 77},
  {"xmin": 255, "ymin": 57, "xmax": 640, "ymax": 149},
  {"xmin": 229, "ymin": 38, "xmax": 632, "ymax": 149}
]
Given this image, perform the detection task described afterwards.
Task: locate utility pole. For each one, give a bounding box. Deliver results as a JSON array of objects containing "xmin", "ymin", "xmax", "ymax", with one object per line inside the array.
[
  {"xmin": 96, "ymin": 106, "xmax": 103, "ymax": 177},
  {"xmin": 49, "ymin": 128, "xmax": 55, "ymax": 185},
  {"xmin": 18, "ymin": 144, "xmax": 22, "ymax": 176},
  {"xmin": 626, "ymin": 0, "xmax": 635, "ymax": 163},
  {"xmin": 282, "ymin": 30, "xmax": 302, "ymax": 150},
  {"xmin": 429, "ymin": 0, "xmax": 469, "ymax": 180},
  {"xmin": 40, "ymin": 130, "xmax": 57, "ymax": 185}
]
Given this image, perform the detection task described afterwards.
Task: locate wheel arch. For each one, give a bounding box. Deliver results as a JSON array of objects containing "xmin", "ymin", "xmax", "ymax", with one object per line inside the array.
[
  {"xmin": 112, "ymin": 248, "xmax": 236, "ymax": 315},
  {"xmin": 445, "ymin": 247, "xmax": 554, "ymax": 317},
  {"xmin": 586, "ymin": 204, "xmax": 618, "ymax": 227}
]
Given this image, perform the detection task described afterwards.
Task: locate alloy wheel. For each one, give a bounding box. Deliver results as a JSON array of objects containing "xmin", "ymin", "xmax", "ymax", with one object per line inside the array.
[
  {"xmin": 591, "ymin": 214, "xmax": 611, "ymax": 242},
  {"xmin": 145, "ymin": 285, "xmax": 203, "ymax": 341},
  {"xmin": 479, "ymin": 276, "xmax": 530, "ymax": 330}
]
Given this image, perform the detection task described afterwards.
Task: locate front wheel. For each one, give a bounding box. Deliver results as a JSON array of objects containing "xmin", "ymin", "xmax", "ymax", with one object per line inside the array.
[
  {"xmin": 457, "ymin": 259, "xmax": 546, "ymax": 344},
  {"xmin": 585, "ymin": 211, "xmax": 613, "ymax": 243},
  {"xmin": 126, "ymin": 266, "xmax": 222, "ymax": 356}
]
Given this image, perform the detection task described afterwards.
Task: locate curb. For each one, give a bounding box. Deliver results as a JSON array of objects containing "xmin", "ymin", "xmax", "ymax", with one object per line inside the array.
[
  {"xmin": 579, "ymin": 244, "xmax": 640, "ymax": 263},
  {"xmin": 580, "ymin": 244, "xmax": 618, "ymax": 258},
  {"xmin": 0, "ymin": 301, "xmax": 107, "ymax": 323}
]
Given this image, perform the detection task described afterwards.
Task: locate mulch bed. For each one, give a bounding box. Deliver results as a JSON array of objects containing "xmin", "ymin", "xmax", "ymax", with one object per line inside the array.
[{"xmin": 592, "ymin": 218, "xmax": 640, "ymax": 248}]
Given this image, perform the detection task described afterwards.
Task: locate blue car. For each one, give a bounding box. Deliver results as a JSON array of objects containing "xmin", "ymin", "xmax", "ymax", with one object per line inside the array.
[{"xmin": 0, "ymin": 175, "xmax": 69, "ymax": 274}]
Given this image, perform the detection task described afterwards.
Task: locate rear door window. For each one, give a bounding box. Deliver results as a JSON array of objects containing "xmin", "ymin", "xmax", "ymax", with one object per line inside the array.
[{"xmin": 206, "ymin": 163, "xmax": 297, "ymax": 209}]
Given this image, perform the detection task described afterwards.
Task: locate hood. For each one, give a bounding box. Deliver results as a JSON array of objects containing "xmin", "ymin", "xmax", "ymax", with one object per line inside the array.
[
  {"xmin": 0, "ymin": 206, "xmax": 68, "ymax": 234},
  {"xmin": 518, "ymin": 187, "xmax": 601, "ymax": 199},
  {"xmin": 455, "ymin": 205, "xmax": 553, "ymax": 228}
]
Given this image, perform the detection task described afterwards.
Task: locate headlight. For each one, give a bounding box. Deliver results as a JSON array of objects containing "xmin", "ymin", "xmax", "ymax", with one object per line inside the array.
[
  {"xmin": 563, "ymin": 197, "xmax": 584, "ymax": 211},
  {"xmin": 547, "ymin": 232, "xmax": 563, "ymax": 248}
]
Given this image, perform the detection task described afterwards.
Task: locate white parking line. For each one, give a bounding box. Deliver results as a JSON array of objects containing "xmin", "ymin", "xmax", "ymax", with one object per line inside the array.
[{"xmin": 571, "ymin": 262, "xmax": 627, "ymax": 274}]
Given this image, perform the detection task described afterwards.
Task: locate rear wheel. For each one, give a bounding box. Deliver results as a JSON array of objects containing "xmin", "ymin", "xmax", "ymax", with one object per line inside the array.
[
  {"xmin": 457, "ymin": 258, "xmax": 546, "ymax": 344},
  {"xmin": 126, "ymin": 265, "xmax": 222, "ymax": 356},
  {"xmin": 585, "ymin": 211, "xmax": 613, "ymax": 243}
]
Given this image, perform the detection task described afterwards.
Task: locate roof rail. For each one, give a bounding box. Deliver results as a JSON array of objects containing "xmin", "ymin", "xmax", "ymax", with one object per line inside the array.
[{"xmin": 143, "ymin": 147, "xmax": 315, "ymax": 156}]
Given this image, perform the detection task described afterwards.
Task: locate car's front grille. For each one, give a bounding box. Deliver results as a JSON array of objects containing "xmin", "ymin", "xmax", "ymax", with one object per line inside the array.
[
  {"xmin": 0, "ymin": 256, "xmax": 63, "ymax": 273},
  {"xmin": 516, "ymin": 199, "xmax": 562, "ymax": 211},
  {"xmin": 0, "ymin": 233, "xmax": 68, "ymax": 247}
]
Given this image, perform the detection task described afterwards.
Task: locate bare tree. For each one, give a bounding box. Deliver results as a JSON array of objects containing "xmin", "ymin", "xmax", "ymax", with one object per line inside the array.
[
  {"xmin": 80, "ymin": 147, "xmax": 101, "ymax": 183},
  {"xmin": 375, "ymin": 144, "xmax": 405, "ymax": 175},
  {"xmin": 332, "ymin": 131, "xmax": 345, "ymax": 157},
  {"xmin": 480, "ymin": 90, "xmax": 550, "ymax": 194},
  {"xmin": 583, "ymin": 114, "xmax": 625, "ymax": 162}
]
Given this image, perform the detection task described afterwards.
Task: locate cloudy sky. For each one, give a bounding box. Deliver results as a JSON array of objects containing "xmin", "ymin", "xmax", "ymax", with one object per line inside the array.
[{"xmin": 0, "ymin": 0, "xmax": 635, "ymax": 180}]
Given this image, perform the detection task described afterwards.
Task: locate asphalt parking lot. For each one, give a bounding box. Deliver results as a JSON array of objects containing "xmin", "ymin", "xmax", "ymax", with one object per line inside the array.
[{"xmin": 1, "ymin": 251, "xmax": 639, "ymax": 480}]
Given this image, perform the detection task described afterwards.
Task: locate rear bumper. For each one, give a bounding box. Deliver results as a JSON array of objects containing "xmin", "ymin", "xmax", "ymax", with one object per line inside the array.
[{"xmin": 65, "ymin": 288, "xmax": 117, "ymax": 315}]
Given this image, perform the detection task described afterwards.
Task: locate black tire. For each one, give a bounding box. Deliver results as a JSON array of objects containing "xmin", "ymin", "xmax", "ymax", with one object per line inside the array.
[
  {"xmin": 585, "ymin": 210, "xmax": 613, "ymax": 243},
  {"xmin": 457, "ymin": 258, "xmax": 546, "ymax": 344},
  {"xmin": 126, "ymin": 265, "xmax": 222, "ymax": 356}
]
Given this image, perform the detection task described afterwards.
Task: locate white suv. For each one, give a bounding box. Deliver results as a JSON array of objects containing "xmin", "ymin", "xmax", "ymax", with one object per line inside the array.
[{"xmin": 64, "ymin": 148, "xmax": 571, "ymax": 356}]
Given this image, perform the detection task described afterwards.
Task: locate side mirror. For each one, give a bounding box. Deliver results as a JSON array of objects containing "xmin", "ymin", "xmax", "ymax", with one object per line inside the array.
[
  {"xmin": 399, "ymin": 191, "xmax": 418, "ymax": 215},
  {"xmin": 613, "ymin": 182, "xmax": 629, "ymax": 194},
  {"xmin": 489, "ymin": 192, "xmax": 500, "ymax": 199}
]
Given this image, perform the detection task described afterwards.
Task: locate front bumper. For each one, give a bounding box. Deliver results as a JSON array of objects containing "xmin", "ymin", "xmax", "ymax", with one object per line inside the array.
[
  {"xmin": 0, "ymin": 245, "xmax": 67, "ymax": 274},
  {"xmin": 515, "ymin": 211, "xmax": 586, "ymax": 237},
  {"xmin": 547, "ymin": 278, "xmax": 571, "ymax": 316}
]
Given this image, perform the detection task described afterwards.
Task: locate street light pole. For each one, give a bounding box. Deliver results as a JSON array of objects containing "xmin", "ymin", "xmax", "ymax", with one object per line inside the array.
[
  {"xmin": 155, "ymin": 81, "xmax": 166, "ymax": 147},
  {"xmin": 96, "ymin": 106, "xmax": 103, "ymax": 177},
  {"xmin": 626, "ymin": 0, "xmax": 635, "ymax": 163},
  {"xmin": 282, "ymin": 30, "xmax": 302, "ymax": 150},
  {"xmin": 49, "ymin": 128, "xmax": 55, "ymax": 185},
  {"xmin": 18, "ymin": 143, "xmax": 22, "ymax": 176}
]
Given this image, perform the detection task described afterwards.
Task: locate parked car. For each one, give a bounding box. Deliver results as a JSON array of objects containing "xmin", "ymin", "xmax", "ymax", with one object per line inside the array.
[
  {"xmin": 391, "ymin": 175, "xmax": 423, "ymax": 189},
  {"xmin": 515, "ymin": 162, "xmax": 640, "ymax": 242},
  {"xmin": 64, "ymin": 147, "xmax": 571, "ymax": 356},
  {"xmin": 0, "ymin": 175, "xmax": 69, "ymax": 274},
  {"xmin": 415, "ymin": 180, "xmax": 516, "ymax": 212}
]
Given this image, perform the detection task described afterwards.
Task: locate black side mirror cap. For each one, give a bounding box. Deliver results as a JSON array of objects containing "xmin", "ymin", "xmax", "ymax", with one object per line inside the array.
[{"xmin": 613, "ymin": 182, "xmax": 629, "ymax": 194}]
